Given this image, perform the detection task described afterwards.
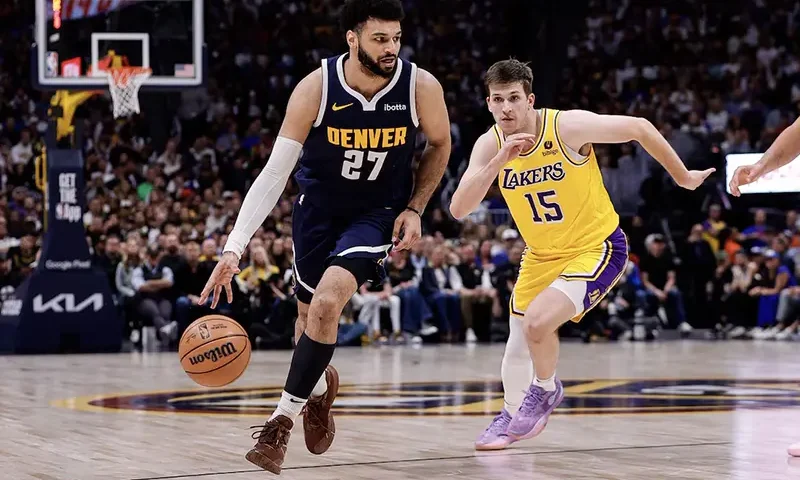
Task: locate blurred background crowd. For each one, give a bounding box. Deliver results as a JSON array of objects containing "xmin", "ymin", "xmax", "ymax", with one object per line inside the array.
[{"xmin": 2, "ymin": 0, "xmax": 800, "ymax": 349}]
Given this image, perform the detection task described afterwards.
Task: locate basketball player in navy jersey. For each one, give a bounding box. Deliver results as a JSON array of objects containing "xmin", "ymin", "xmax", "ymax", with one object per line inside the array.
[{"xmin": 199, "ymin": 0, "xmax": 450, "ymax": 474}]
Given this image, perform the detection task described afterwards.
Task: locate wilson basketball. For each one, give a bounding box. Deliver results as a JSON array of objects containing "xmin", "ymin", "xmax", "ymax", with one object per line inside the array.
[{"xmin": 179, "ymin": 315, "xmax": 251, "ymax": 387}]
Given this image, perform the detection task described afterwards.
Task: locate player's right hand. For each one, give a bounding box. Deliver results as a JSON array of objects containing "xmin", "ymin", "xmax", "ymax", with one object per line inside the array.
[
  {"xmin": 198, "ymin": 251, "xmax": 241, "ymax": 309},
  {"xmin": 729, "ymin": 163, "xmax": 766, "ymax": 197},
  {"xmin": 495, "ymin": 133, "xmax": 538, "ymax": 164}
]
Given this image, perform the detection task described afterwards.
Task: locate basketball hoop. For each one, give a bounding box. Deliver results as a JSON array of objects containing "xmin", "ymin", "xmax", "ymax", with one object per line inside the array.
[{"xmin": 106, "ymin": 66, "xmax": 152, "ymax": 118}]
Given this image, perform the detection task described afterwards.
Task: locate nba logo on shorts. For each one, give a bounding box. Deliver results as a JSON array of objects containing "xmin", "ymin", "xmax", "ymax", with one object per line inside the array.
[
  {"xmin": 46, "ymin": 52, "xmax": 58, "ymax": 78},
  {"xmin": 199, "ymin": 323, "xmax": 210, "ymax": 340}
]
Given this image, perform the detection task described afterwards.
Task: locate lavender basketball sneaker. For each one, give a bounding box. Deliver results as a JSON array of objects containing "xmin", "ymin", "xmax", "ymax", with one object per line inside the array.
[
  {"xmin": 475, "ymin": 409, "xmax": 517, "ymax": 451},
  {"xmin": 507, "ymin": 379, "xmax": 564, "ymax": 440}
]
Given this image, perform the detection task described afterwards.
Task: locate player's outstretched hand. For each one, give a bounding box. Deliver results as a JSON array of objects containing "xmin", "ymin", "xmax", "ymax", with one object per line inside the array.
[
  {"xmin": 729, "ymin": 164, "xmax": 766, "ymax": 197},
  {"xmin": 496, "ymin": 133, "xmax": 538, "ymax": 164},
  {"xmin": 392, "ymin": 209, "xmax": 421, "ymax": 251},
  {"xmin": 678, "ymin": 168, "xmax": 716, "ymax": 191},
  {"xmin": 198, "ymin": 251, "xmax": 241, "ymax": 309}
]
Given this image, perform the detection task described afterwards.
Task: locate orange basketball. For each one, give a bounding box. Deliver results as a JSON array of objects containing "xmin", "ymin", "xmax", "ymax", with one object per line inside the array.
[{"xmin": 179, "ymin": 315, "xmax": 251, "ymax": 387}]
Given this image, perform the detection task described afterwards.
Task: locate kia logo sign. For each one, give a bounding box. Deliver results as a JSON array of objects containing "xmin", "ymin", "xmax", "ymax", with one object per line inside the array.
[{"xmin": 32, "ymin": 293, "xmax": 103, "ymax": 313}]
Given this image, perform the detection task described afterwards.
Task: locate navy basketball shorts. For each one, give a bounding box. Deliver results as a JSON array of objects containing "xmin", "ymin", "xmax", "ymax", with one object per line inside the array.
[{"xmin": 291, "ymin": 194, "xmax": 398, "ymax": 304}]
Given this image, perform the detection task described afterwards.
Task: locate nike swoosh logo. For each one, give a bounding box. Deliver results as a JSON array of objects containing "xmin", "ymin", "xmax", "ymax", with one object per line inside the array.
[
  {"xmin": 289, "ymin": 398, "xmax": 305, "ymax": 403},
  {"xmin": 332, "ymin": 102, "xmax": 354, "ymax": 111}
]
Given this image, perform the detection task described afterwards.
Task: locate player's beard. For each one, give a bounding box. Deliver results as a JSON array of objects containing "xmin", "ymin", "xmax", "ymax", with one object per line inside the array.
[{"xmin": 357, "ymin": 44, "xmax": 396, "ymax": 78}]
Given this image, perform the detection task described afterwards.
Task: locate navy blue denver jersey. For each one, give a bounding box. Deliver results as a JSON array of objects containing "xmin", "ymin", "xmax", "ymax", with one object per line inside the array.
[{"xmin": 295, "ymin": 54, "xmax": 420, "ymax": 212}]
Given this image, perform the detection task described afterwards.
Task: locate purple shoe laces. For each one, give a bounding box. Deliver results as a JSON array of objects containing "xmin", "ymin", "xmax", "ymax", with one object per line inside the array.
[
  {"xmin": 518, "ymin": 386, "xmax": 545, "ymax": 415},
  {"xmin": 487, "ymin": 411, "xmax": 511, "ymax": 434}
]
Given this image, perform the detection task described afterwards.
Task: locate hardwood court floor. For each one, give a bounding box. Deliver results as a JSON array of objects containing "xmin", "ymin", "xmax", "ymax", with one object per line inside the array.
[{"xmin": 4, "ymin": 341, "xmax": 800, "ymax": 480}]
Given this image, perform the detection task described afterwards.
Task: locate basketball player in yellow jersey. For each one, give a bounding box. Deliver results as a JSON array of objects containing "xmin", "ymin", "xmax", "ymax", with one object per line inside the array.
[{"xmin": 450, "ymin": 59, "xmax": 715, "ymax": 450}]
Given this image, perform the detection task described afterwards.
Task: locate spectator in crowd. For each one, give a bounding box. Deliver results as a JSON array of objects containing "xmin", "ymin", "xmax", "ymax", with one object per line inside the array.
[
  {"xmin": 93, "ymin": 234, "xmax": 123, "ymax": 296},
  {"xmin": 239, "ymin": 245, "xmax": 295, "ymax": 349},
  {"xmin": 682, "ymin": 224, "xmax": 717, "ymax": 324},
  {"xmin": 751, "ymin": 249, "xmax": 796, "ymax": 339},
  {"xmin": 640, "ymin": 234, "xmax": 691, "ymax": 334},
  {"xmin": 236, "ymin": 245, "xmax": 278, "ymax": 292},
  {"xmin": 131, "ymin": 246, "xmax": 177, "ymax": 342},
  {"xmin": 116, "ymin": 240, "xmax": 142, "ymax": 343},
  {"xmin": 773, "ymin": 285, "xmax": 800, "ymax": 340},
  {"xmin": 701, "ymin": 204, "xmax": 726, "ymax": 253},
  {"xmin": 605, "ymin": 262, "xmax": 641, "ymax": 339},
  {"xmin": 0, "ymin": 217, "xmax": 20, "ymax": 257},
  {"xmin": 419, "ymin": 245, "xmax": 463, "ymax": 342},
  {"xmin": 716, "ymin": 250, "xmax": 759, "ymax": 339},
  {"xmin": 10, "ymin": 129, "xmax": 33, "ymax": 167},
  {"xmin": 174, "ymin": 241, "xmax": 213, "ymax": 332},
  {"xmin": 455, "ymin": 242, "xmax": 500, "ymax": 343},
  {"xmin": 491, "ymin": 242, "xmax": 523, "ymax": 322},
  {"xmin": 386, "ymin": 249, "xmax": 436, "ymax": 341},
  {"xmin": 741, "ymin": 209, "xmax": 770, "ymax": 249},
  {"xmin": 409, "ymin": 238, "xmax": 429, "ymax": 278},
  {"xmin": 7, "ymin": 234, "xmax": 37, "ymax": 283},
  {"xmin": 351, "ymin": 279, "xmax": 402, "ymax": 344},
  {"xmin": 0, "ymin": 255, "xmax": 14, "ymax": 291}
]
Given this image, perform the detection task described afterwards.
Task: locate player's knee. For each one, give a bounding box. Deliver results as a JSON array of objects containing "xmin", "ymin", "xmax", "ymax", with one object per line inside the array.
[
  {"xmin": 522, "ymin": 310, "xmax": 551, "ymax": 343},
  {"xmin": 389, "ymin": 295, "xmax": 400, "ymax": 308},
  {"xmin": 310, "ymin": 291, "xmax": 347, "ymax": 323}
]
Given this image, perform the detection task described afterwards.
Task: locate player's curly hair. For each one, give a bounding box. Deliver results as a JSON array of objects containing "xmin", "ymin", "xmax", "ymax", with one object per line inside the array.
[
  {"xmin": 339, "ymin": 0, "xmax": 405, "ymax": 33},
  {"xmin": 484, "ymin": 59, "xmax": 534, "ymax": 96}
]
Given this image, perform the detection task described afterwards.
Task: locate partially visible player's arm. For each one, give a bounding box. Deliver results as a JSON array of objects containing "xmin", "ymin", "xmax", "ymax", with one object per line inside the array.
[
  {"xmin": 449, "ymin": 132, "xmax": 500, "ymax": 220},
  {"xmin": 408, "ymin": 69, "xmax": 451, "ymax": 213},
  {"xmin": 222, "ymin": 69, "xmax": 322, "ymax": 259},
  {"xmin": 730, "ymin": 117, "xmax": 800, "ymax": 196},
  {"xmin": 557, "ymin": 110, "xmax": 713, "ymax": 190},
  {"xmin": 450, "ymin": 130, "xmax": 536, "ymax": 219},
  {"xmin": 753, "ymin": 118, "xmax": 800, "ymax": 175}
]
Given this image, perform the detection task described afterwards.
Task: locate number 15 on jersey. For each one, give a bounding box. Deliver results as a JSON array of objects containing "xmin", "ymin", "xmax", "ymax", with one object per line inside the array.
[{"xmin": 524, "ymin": 190, "xmax": 564, "ymax": 223}]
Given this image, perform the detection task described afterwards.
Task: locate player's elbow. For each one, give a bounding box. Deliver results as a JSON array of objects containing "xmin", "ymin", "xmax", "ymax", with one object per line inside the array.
[
  {"xmin": 449, "ymin": 198, "xmax": 469, "ymax": 221},
  {"xmin": 630, "ymin": 117, "xmax": 655, "ymax": 142}
]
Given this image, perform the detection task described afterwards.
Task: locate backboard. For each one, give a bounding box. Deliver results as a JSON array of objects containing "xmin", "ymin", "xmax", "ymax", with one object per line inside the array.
[{"xmin": 33, "ymin": 0, "xmax": 204, "ymax": 90}]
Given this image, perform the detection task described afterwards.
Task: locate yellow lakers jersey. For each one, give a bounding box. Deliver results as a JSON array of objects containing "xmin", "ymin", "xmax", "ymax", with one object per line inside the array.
[{"xmin": 496, "ymin": 108, "xmax": 619, "ymax": 258}]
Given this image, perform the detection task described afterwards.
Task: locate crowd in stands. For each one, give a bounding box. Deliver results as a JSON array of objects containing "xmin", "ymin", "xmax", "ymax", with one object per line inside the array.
[{"xmin": 2, "ymin": 0, "xmax": 800, "ymax": 349}]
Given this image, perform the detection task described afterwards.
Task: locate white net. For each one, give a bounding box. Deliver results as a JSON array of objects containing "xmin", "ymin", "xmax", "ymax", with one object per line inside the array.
[{"xmin": 106, "ymin": 67, "xmax": 152, "ymax": 118}]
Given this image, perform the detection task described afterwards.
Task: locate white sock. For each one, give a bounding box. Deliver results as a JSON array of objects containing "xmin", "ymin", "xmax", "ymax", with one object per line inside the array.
[
  {"xmin": 533, "ymin": 373, "xmax": 556, "ymax": 392},
  {"xmin": 310, "ymin": 372, "xmax": 328, "ymax": 398},
  {"xmin": 502, "ymin": 315, "xmax": 534, "ymax": 415},
  {"xmin": 269, "ymin": 391, "xmax": 307, "ymax": 422}
]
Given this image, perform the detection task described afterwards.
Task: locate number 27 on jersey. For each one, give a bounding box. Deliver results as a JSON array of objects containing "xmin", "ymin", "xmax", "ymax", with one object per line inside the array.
[{"xmin": 341, "ymin": 150, "xmax": 387, "ymax": 181}]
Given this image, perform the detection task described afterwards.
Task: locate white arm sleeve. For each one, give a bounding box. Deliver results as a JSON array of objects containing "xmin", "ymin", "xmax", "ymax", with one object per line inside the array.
[{"xmin": 223, "ymin": 136, "xmax": 303, "ymax": 258}]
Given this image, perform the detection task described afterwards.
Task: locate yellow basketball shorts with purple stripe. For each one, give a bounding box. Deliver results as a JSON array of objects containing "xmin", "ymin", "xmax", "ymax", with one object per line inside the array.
[{"xmin": 510, "ymin": 227, "xmax": 629, "ymax": 322}]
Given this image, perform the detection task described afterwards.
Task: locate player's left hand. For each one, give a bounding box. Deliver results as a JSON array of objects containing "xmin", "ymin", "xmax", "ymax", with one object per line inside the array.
[
  {"xmin": 392, "ymin": 209, "xmax": 421, "ymax": 251},
  {"xmin": 678, "ymin": 168, "xmax": 716, "ymax": 190},
  {"xmin": 729, "ymin": 163, "xmax": 766, "ymax": 197}
]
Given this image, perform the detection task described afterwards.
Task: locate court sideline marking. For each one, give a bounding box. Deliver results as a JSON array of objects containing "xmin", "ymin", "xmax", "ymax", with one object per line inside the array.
[{"xmin": 128, "ymin": 441, "xmax": 733, "ymax": 480}]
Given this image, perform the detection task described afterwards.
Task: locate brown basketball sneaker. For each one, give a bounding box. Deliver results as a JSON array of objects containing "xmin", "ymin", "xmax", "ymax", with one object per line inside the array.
[
  {"xmin": 245, "ymin": 415, "xmax": 293, "ymax": 475},
  {"xmin": 303, "ymin": 365, "xmax": 340, "ymax": 454}
]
